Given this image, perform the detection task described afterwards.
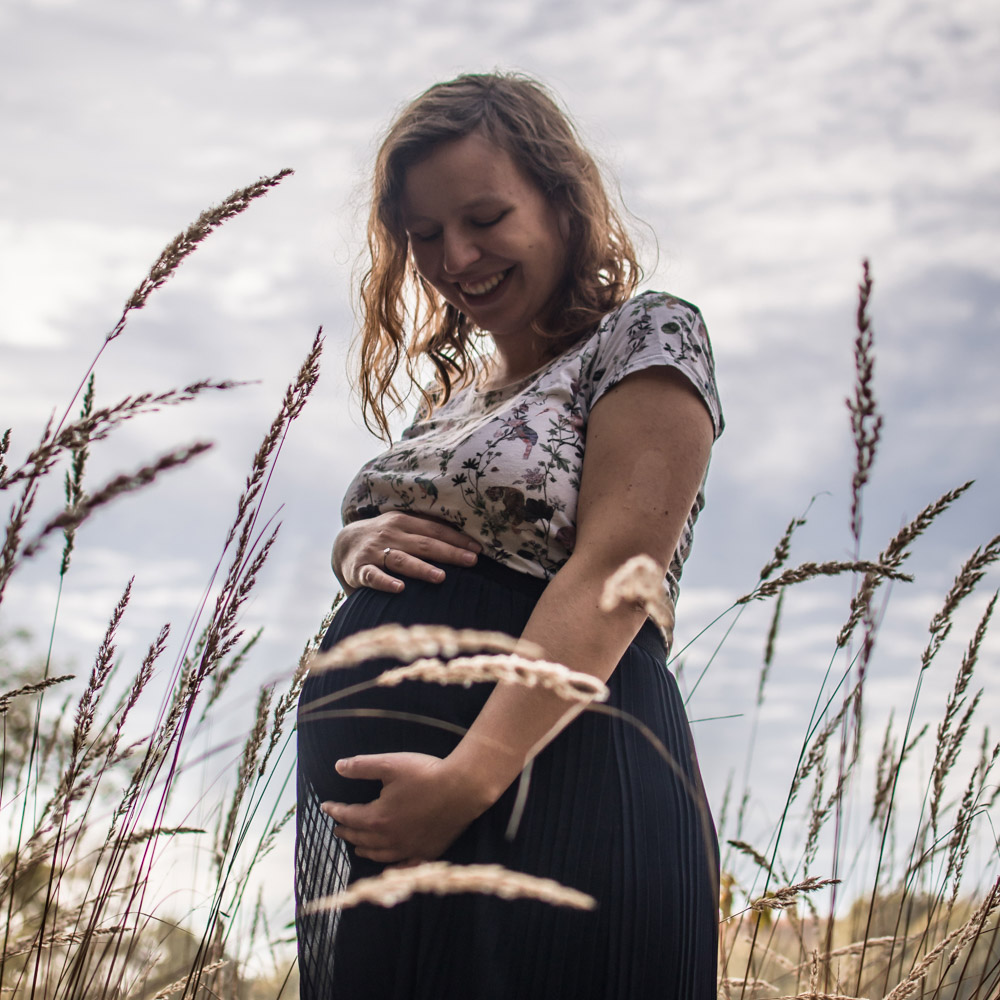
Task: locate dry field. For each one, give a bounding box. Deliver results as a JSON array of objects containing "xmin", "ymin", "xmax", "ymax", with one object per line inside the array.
[{"xmin": 2, "ymin": 179, "xmax": 997, "ymax": 998}]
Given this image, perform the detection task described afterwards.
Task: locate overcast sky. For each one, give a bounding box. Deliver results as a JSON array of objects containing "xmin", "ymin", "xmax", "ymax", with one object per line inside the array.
[{"xmin": 2, "ymin": 0, "xmax": 998, "ymax": 928}]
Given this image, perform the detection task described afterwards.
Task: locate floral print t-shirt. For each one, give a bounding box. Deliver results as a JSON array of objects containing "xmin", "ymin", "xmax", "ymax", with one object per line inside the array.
[{"xmin": 342, "ymin": 291, "xmax": 724, "ymax": 604}]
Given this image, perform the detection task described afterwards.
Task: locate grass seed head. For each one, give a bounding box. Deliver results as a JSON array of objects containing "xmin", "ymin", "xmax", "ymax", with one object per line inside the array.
[{"xmin": 303, "ymin": 861, "xmax": 596, "ymax": 912}]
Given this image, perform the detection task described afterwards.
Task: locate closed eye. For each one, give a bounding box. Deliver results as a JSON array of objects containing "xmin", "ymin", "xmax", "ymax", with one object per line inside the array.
[
  {"xmin": 470, "ymin": 211, "xmax": 508, "ymax": 228},
  {"xmin": 409, "ymin": 230, "xmax": 440, "ymax": 244}
]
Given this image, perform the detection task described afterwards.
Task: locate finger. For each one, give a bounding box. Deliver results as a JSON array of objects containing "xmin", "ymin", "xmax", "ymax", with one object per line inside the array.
[
  {"xmin": 357, "ymin": 563, "xmax": 406, "ymax": 593},
  {"xmin": 383, "ymin": 549, "xmax": 449, "ymax": 584},
  {"xmin": 370, "ymin": 546, "xmax": 474, "ymax": 587},
  {"xmin": 401, "ymin": 535, "xmax": 480, "ymax": 568},
  {"xmin": 384, "ymin": 512, "xmax": 482, "ymax": 552},
  {"xmin": 322, "ymin": 800, "xmax": 378, "ymax": 830},
  {"xmin": 334, "ymin": 825, "xmax": 388, "ymax": 850},
  {"xmin": 336, "ymin": 754, "xmax": 396, "ymax": 782}
]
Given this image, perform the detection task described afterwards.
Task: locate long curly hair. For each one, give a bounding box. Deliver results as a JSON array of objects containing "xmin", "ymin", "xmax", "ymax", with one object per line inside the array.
[{"xmin": 357, "ymin": 71, "xmax": 642, "ymax": 439}]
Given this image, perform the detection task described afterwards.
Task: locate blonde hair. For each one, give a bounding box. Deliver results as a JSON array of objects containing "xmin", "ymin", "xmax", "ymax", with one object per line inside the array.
[{"xmin": 357, "ymin": 71, "xmax": 642, "ymax": 439}]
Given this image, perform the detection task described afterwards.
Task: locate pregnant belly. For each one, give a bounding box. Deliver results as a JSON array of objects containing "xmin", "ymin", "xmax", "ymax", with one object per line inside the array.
[{"xmin": 296, "ymin": 580, "xmax": 506, "ymax": 806}]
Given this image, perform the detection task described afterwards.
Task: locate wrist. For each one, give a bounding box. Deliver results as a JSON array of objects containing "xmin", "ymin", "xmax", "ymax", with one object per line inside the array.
[{"xmin": 445, "ymin": 738, "xmax": 523, "ymax": 812}]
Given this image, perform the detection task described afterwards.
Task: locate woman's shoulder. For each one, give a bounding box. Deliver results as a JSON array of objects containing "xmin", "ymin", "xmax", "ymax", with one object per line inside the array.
[
  {"xmin": 578, "ymin": 289, "xmax": 723, "ymax": 435},
  {"xmin": 595, "ymin": 290, "xmax": 705, "ymax": 338}
]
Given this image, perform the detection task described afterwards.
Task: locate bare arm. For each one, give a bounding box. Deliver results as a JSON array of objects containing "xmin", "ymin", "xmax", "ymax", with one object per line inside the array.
[
  {"xmin": 328, "ymin": 367, "xmax": 715, "ymax": 862},
  {"xmin": 446, "ymin": 366, "xmax": 715, "ymax": 800}
]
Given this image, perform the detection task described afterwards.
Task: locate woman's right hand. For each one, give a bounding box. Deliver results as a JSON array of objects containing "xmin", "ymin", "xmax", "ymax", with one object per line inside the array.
[{"xmin": 332, "ymin": 511, "xmax": 481, "ymax": 594}]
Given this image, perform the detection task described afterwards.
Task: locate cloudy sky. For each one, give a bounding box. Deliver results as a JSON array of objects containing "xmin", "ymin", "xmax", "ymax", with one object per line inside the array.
[{"xmin": 2, "ymin": 0, "xmax": 998, "ymax": 927}]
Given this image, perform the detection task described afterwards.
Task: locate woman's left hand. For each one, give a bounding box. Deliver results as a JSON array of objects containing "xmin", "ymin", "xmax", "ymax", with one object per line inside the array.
[{"xmin": 322, "ymin": 752, "xmax": 498, "ymax": 865}]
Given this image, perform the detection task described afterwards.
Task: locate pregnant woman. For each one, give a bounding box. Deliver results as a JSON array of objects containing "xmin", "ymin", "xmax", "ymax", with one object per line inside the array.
[{"xmin": 296, "ymin": 71, "xmax": 724, "ymax": 1000}]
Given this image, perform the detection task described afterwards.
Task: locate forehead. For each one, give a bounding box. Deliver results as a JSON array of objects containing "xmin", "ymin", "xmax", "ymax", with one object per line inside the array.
[{"xmin": 400, "ymin": 132, "xmax": 540, "ymax": 221}]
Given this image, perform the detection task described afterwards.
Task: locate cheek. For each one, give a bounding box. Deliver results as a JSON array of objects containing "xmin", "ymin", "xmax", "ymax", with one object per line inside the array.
[{"xmin": 409, "ymin": 245, "xmax": 438, "ymax": 282}]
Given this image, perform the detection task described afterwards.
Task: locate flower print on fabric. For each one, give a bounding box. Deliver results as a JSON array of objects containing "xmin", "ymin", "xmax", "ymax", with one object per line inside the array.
[{"xmin": 341, "ymin": 291, "xmax": 724, "ymax": 605}]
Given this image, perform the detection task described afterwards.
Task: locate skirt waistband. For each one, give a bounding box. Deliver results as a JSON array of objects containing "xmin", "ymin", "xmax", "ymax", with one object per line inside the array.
[{"xmin": 464, "ymin": 555, "xmax": 668, "ymax": 663}]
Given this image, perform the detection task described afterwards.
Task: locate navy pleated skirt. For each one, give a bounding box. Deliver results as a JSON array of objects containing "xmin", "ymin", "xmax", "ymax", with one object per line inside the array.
[{"xmin": 295, "ymin": 557, "xmax": 719, "ymax": 999}]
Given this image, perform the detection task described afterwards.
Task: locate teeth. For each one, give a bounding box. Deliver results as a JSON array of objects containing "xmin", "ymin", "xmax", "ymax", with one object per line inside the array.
[{"xmin": 460, "ymin": 271, "xmax": 506, "ymax": 296}]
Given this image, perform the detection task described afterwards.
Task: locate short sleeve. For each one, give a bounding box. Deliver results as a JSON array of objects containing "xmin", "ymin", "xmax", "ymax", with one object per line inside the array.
[{"xmin": 586, "ymin": 292, "xmax": 724, "ymax": 438}]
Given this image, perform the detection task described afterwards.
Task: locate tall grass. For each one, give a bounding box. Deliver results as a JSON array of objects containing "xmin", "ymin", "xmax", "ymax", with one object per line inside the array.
[
  {"xmin": 711, "ymin": 263, "xmax": 1000, "ymax": 999},
  {"xmin": 1, "ymin": 171, "xmax": 323, "ymax": 998},
  {"xmin": 1, "ymin": 170, "xmax": 996, "ymax": 1000}
]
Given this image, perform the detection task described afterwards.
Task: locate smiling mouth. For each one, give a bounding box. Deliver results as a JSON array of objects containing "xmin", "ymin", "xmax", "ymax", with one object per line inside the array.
[{"xmin": 458, "ymin": 269, "xmax": 512, "ymax": 298}]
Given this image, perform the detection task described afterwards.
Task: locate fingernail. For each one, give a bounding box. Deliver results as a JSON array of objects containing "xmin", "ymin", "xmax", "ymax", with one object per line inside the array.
[
  {"xmin": 434, "ymin": 568, "xmax": 446, "ymax": 580},
  {"xmin": 462, "ymin": 551, "xmax": 477, "ymax": 564},
  {"xmin": 335, "ymin": 759, "xmax": 348, "ymax": 773}
]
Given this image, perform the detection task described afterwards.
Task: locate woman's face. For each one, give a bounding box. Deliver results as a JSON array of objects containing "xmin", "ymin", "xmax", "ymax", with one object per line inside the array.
[{"xmin": 401, "ymin": 131, "xmax": 568, "ymax": 356}]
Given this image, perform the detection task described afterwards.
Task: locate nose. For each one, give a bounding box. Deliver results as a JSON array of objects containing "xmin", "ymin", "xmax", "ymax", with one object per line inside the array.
[{"xmin": 441, "ymin": 227, "xmax": 482, "ymax": 276}]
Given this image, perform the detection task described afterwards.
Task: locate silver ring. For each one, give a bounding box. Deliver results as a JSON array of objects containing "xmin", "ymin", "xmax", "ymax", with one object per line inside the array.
[{"xmin": 382, "ymin": 546, "xmax": 392, "ymax": 571}]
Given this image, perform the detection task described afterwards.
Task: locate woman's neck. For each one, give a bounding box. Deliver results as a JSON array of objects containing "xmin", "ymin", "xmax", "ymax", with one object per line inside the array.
[{"xmin": 480, "ymin": 335, "xmax": 549, "ymax": 391}]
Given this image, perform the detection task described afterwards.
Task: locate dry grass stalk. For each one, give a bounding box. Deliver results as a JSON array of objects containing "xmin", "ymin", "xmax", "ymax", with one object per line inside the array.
[
  {"xmin": 123, "ymin": 826, "xmax": 204, "ymax": 848},
  {"xmin": 870, "ymin": 714, "xmax": 896, "ymax": 827},
  {"xmin": 3, "ymin": 923, "xmax": 130, "ymax": 960},
  {"xmin": 1, "ymin": 381, "xmax": 239, "ymax": 494},
  {"xmin": 1, "ymin": 177, "xmax": 321, "ymax": 998},
  {"xmin": 728, "ymin": 839, "xmax": 777, "ymax": 878},
  {"xmin": 303, "ymin": 861, "xmax": 596, "ymax": 912},
  {"xmin": 847, "ymin": 260, "xmax": 883, "ymax": 545},
  {"xmin": 159, "ymin": 329, "xmax": 322, "ymax": 748},
  {"xmin": 920, "ymin": 537, "xmax": 1000, "ymax": 672},
  {"xmin": 788, "ymin": 685, "xmax": 855, "ymax": 803},
  {"xmin": 750, "ymin": 877, "xmax": 841, "ymax": 912},
  {"xmin": 0, "ymin": 675, "xmax": 74, "ymax": 716},
  {"xmin": 67, "ymin": 581, "xmax": 133, "ymax": 781},
  {"xmin": 719, "ymin": 977, "xmax": 780, "ymax": 994},
  {"xmin": 929, "ymin": 593, "xmax": 994, "ymax": 837},
  {"xmin": 0, "ymin": 428, "xmax": 9, "ymax": 483},
  {"xmin": 942, "ymin": 767, "xmax": 979, "ymax": 908},
  {"xmin": 883, "ymin": 876, "xmax": 1000, "ymax": 1000},
  {"xmin": 205, "ymin": 627, "xmax": 263, "ymax": 714},
  {"xmin": 870, "ymin": 721, "xmax": 926, "ymax": 827},
  {"xmin": 151, "ymin": 959, "xmax": 229, "ymax": 999},
  {"xmin": 255, "ymin": 602, "xmax": 339, "ymax": 780},
  {"xmin": 598, "ymin": 554, "xmax": 675, "ymax": 643},
  {"xmin": 21, "ymin": 443, "xmax": 213, "ymax": 560},
  {"xmin": 60, "ymin": 373, "xmax": 94, "ymax": 575},
  {"xmin": 975, "ymin": 739, "xmax": 1000, "ymax": 807},
  {"xmin": 770, "ymin": 993, "xmax": 869, "ymax": 1000},
  {"xmin": 759, "ymin": 512, "xmax": 809, "ymax": 582},
  {"xmin": 836, "ymin": 481, "xmax": 974, "ymax": 648},
  {"xmin": 758, "ymin": 589, "xmax": 784, "ymax": 706},
  {"xmin": 0, "ymin": 466, "xmax": 43, "ymax": 609},
  {"xmin": 737, "ymin": 560, "xmax": 911, "ymax": 604},
  {"xmin": 108, "ymin": 169, "xmax": 293, "ymax": 343},
  {"xmin": 104, "ymin": 624, "xmax": 168, "ymax": 764},
  {"xmin": 376, "ymin": 654, "xmax": 609, "ymax": 703},
  {"xmin": 802, "ymin": 757, "xmax": 828, "ymax": 873},
  {"xmin": 311, "ymin": 623, "xmax": 543, "ymax": 672},
  {"xmin": 222, "ymin": 328, "xmax": 322, "ymax": 550},
  {"xmin": 215, "ymin": 685, "xmax": 273, "ymax": 872},
  {"xmin": 817, "ymin": 936, "xmax": 901, "ymax": 962}
]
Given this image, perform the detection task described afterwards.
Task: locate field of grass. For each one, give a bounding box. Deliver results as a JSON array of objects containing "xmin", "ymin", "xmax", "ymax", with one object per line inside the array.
[{"xmin": 2, "ymin": 177, "xmax": 997, "ymax": 998}]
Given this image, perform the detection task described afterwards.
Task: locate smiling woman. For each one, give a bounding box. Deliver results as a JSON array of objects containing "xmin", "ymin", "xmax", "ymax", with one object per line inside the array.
[
  {"xmin": 295, "ymin": 72, "xmax": 724, "ymax": 1000},
  {"xmin": 401, "ymin": 131, "xmax": 569, "ymax": 383}
]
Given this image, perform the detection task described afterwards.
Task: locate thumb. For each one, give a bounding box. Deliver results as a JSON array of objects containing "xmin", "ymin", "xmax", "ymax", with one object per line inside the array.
[{"xmin": 336, "ymin": 753, "xmax": 396, "ymax": 782}]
